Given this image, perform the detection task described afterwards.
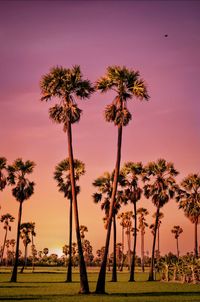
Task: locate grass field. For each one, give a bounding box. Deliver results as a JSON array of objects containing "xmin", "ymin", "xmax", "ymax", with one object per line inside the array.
[{"xmin": 0, "ymin": 267, "xmax": 199, "ymax": 302}]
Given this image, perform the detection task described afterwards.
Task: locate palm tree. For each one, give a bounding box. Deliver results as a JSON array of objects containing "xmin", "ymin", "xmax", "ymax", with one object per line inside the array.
[
  {"xmin": 54, "ymin": 158, "xmax": 85, "ymax": 282},
  {"xmin": 92, "ymin": 171, "xmax": 125, "ymax": 282},
  {"xmin": 137, "ymin": 207, "xmax": 149, "ymax": 272},
  {"xmin": 122, "ymin": 161, "xmax": 143, "ymax": 281},
  {"xmin": 80, "ymin": 225, "xmax": 88, "ymax": 240},
  {"xmin": 171, "ymin": 225, "xmax": 183, "ymax": 258},
  {"xmin": 20, "ymin": 222, "xmax": 32, "ymax": 273},
  {"xmin": 28, "ymin": 222, "xmax": 36, "ymax": 272},
  {"xmin": 176, "ymin": 173, "xmax": 200, "ymax": 258},
  {"xmin": 143, "ymin": 158, "xmax": 178, "ymax": 281},
  {"xmin": 95, "ymin": 65, "xmax": 149, "ymax": 293},
  {"xmin": 152, "ymin": 211, "xmax": 164, "ymax": 257},
  {"xmin": 123, "ymin": 211, "xmax": 134, "ymax": 270},
  {"xmin": 0, "ymin": 157, "xmax": 7, "ymax": 193},
  {"xmin": 0, "ymin": 213, "xmax": 15, "ymax": 264},
  {"xmin": 117, "ymin": 212, "xmax": 127, "ymax": 271},
  {"xmin": 7, "ymin": 158, "xmax": 35, "ymax": 282},
  {"xmin": 40, "ymin": 66, "xmax": 94, "ymax": 294}
]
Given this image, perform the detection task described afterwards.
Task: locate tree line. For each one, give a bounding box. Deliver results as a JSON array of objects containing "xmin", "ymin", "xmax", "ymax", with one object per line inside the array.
[{"xmin": 0, "ymin": 65, "xmax": 199, "ymax": 294}]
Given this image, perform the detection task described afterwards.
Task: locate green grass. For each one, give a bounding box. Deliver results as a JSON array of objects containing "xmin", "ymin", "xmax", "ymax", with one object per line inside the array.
[{"xmin": 0, "ymin": 267, "xmax": 199, "ymax": 302}]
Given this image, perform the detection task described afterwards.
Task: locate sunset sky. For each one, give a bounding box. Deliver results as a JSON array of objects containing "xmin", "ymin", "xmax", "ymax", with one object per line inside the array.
[{"xmin": 0, "ymin": 0, "xmax": 200, "ymax": 258}]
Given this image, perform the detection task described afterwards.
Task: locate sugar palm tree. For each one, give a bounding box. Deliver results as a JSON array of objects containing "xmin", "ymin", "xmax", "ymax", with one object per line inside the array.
[
  {"xmin": 54, "ymin": 158, "xmax": 85, "ymax": 282},
  {"xmin": 79, "ymin": 225, "xmax": 88, "ymax": 240},
  {"xmin": 137, "ymin": 207, "xmax": 149, "ymax": 272},
  {"xmin": 152, "ymin": 211, "xmax": 164, "ymax": 257},
  {"xmin": 95, "ymin": 65, "xmax": 149, "ymax": 293},
  {"xmin": 0, "ymin": 157, "xmax": 7, "ymax": 193},
  {"xmin": 143, "ymin": 158, "xmax": 178, "ymax": 281},
  {"xmin": 176, "ymin": 173, "xmax": 200, "ymax": 258},
  {"xmin": 123, "ymin": 211, "xmax": 134, "ymax": 270},
  {"xmin": 93, "ymin": 171, "xmax": 125, "ymax": 282},
  {"xmin": 0, "ymin": 213, "xmax": 15, "ymax": 264},
  {"xmin": 40, "ymin": 66, "xmax": 94, "ymax": 293},
  {"xmin": 7, "ymin": 158, "xmax": 35, "ymax": 282},
  {"xmin": 122, "ymin": 161, "xmax": 143, "ymax": 281},
  {"xmin": 20, "ymin": 222, "xmax": 32, "ymax": 273},
  {"xmin": 117, "ymin": 212, "xmax": 127, "ymax": 271},
  {"xmin": 171, "ymin": 225, "xmax": 183, "ymax": 258}
]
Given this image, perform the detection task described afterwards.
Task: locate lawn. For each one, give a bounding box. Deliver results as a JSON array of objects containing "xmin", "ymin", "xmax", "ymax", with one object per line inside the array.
[{"xmin": 0, "ymin": 267, "xmax": 199, "ymax": 302}]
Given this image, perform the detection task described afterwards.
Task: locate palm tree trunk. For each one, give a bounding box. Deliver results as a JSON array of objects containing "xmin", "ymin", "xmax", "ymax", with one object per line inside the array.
[
  {"xmin": 157, "ymin": 226, "xmax": 160, "ymax": 257},
  {"xmin": 11, "ymin": 201, "xmax": 23, "ymax": 282},
  {"xmin": 127, "ymin": 229, "xmax": 131, "ymax": 270},
  {"xmin": 111, "ymin": 214, "xmax": 117, "ymax": 282},
  {"xmin": 148, "ymin": 206, "xmax": 160, "ymax": 281},
  {"xmin": 141, "ymin": 228, "xmax": 145, "ymax": 272},
  {"xmin": 95, "ymin": 125, "xmax": 123, "ymax": 294},
  {"xmin": 176, "ymin": 237, "xmax": 179, "ymax": 258},
  {"xmin": 1, "ymin": 228, "xmax": 8, "ymax": 265},
  {"xmin": 32, "ymin": 234, "xmax": 35, "ymax": 273},
  {"xmin": 66, "ymin": 198, "xmax": 73, "ymax": 282},
  {"xmin": 120, "ymin": 225, "xmax": 124, "ymax": 271},
  {"xmin": 194, "ymin": 220, "xmax": 198, "ymax": 258},
  {"xmin": 67, "ymin": 121, "xmax": 89, "ymax": 294},
  {"xmin": 129, "ymin": 202, "xmax": 137, "ymax": 281}
]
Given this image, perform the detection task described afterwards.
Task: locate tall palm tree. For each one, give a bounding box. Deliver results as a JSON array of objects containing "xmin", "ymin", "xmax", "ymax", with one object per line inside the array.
[
  {"xmin": 20, "ymin": 222, "xmax": 32, "ymax": 273},
  {"xmin": 95, "ymin": 65, "xmax": 149, "ymax": 293},
  {"xmin": 143, "ymin": 158, "xmax": 178, "ymax": 281},
  {"xmin": 0, "ymin": 157, "xmax": 7, "ymax": 193},
  {"xmin": 92, "ymin": 171, "xmax": 125, "ymax": 282},
  {"xmin": 176, "ymin": 173, "xmax": 200, "ymax": 258},
  {"xmin": 54, "ymin": 158, "xmax": 85, "ymax": 282},
  {"xmin": 40, "ymin": 66, "xmax": 94, "ymax": 293},
  {"xmin": 123, "ymin": 211, "xmax": 134, "ymax": 270},
  {"xmin": 137, "ymin": 207, "xmax": 149, "ymax": 272},
  {"xmin": 171, "ymin": 225, "xmax": 183, "ymax": 258},
  {"xmin": 7, "ymin": 158, "xmax": 35, "ymax": 282},
  {"xmin": 0, "ymin": 213, "xmax": 15, "ymax": 264},
  {"xmin": 122, "ymin": 161, "xmax": 143, "ymax": 281}
]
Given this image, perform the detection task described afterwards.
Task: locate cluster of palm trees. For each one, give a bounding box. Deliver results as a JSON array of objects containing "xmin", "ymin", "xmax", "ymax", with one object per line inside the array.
[{"xmin": 0, "ymin": 65, "xmax": 199, "ymax": 294}]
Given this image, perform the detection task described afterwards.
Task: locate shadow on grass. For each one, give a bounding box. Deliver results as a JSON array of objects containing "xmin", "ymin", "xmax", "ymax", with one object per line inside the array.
[{"xmin": 1, "ymin": 291, "xmax": 200, "ymax": 301}]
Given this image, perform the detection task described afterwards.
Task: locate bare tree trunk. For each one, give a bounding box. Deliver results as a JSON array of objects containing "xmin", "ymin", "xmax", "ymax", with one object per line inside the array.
[
  {"xmin": 66, "ymin": 198, "xmax": 73, "ymax": 282},
  {"xmin": 148, "ymin": 206, "xmax": 160, "ymax": 281},
  {"xmin": 11, "ymin": 201, "xmax": 23, "ymax": 282},
  {"xmin": 111, "ymin": 214, "xmax": 117, "ymax": 282},
  {"xmin": 157, "ymin": 226, "xmax": 160, "ymax": 257},
  {"xmin": 95, "ymin": 125, "xmax": 122, "ymax": 294},
  {"xmin": 127, "ymin": 228, "xmax": 131, "ymax": 270},
  {"xmin": 129, "ymin": 201, "xmax": 137, "ymax": 281},
  {"xmin": 67, "ymin": 121, "xmax": 89, "ymax": 294},
  {"xmin": 32, "ymin": 234, "xmax": 35, "ymax": 273}
]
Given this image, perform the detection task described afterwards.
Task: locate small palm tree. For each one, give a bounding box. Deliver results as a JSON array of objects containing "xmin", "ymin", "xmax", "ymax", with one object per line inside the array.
[
  {"xmin": 143, "ymin": 158, "xmax": 178, "ymax": 281},
  {"xmin": 95, "ymin": 65, "xmax": 149, "ymax": 293},
  {"xmin": 7, "ymin": 158, "xmax": 35, "ymax": 282},
  {"xmin": 79, "ymin": 225, "xmax": 88, "ymax": 240},
  {"xmin": 0, "ymin": 157, "xmax": 7, "ymax": 193},
  {"xmin": 40, "ymin": 66, "xmax": 94, "ymax": 294},
  {"xmin": 0, "ymin": 213, "xmax": 15, "ymax": 264},
  {"xmin": 152, "ymin": 211, "xmax": 164, "ymax": 257},
  {"xmin": 171, "ymin": 225, "xmax": 183, "ymax": 258},
  {"xmin": 122, "ymin": 161, "xmax": 143, "ymax": 281},
  {"xmin": 117, "ymin": 212, "xmax": 129, "ymax": 271},
  {"xmin": 93, "ymin": 171, "xmax": 125, "ymax": 282},
  {"xmin": 137, "ymin": 207, "xmax": 149, "ymax": 272},
  {"xmin": 54, "ymin": 158, "xmax": 85, "ymax": 282},
  {"xmin": 176, "ymin": 173, "xmax": 200, "ymax": 258},
  {"xmin": 20, "ymin": 222, "xmax": 32, "ymax": 273}
]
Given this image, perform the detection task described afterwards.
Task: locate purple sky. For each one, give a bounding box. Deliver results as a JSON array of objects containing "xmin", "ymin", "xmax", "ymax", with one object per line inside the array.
[{"xmin": 0, "ymin": 0, "xmax": 200, "ymax": 257}]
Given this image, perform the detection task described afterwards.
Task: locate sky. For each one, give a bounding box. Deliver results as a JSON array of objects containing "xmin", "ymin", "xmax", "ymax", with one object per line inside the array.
[{"xmin": 0, "ymin": 0, "xmax": 200, "ymax": 258}]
